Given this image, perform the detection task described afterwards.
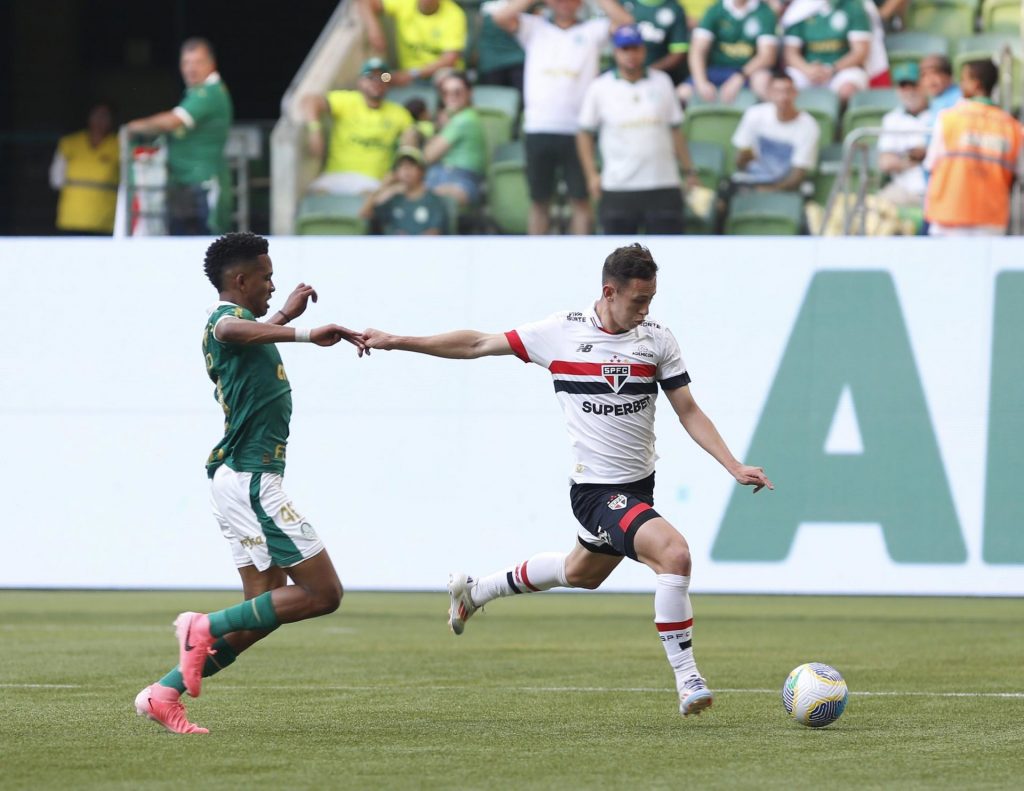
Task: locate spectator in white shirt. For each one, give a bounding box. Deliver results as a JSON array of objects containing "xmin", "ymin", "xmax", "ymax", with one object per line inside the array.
[
  {"xmin": 493, "ymin": 0, "xmax": 633, "ymax": 234},
  {"xmin": 731, "ymin": 72, "xmax": 820, "ymax": 192},
  {"xmin": 877, "ymin": 62, "xmax": 931, "ymax": 209},
  {"xmin": 577, "ymin": 25, "xmax": 699, "ymax": 234}
]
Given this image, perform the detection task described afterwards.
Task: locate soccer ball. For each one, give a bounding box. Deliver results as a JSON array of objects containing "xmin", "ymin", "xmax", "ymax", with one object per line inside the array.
[{"xmin": 782, "ymin": 663, "xmax": 848, "ymax": 728}]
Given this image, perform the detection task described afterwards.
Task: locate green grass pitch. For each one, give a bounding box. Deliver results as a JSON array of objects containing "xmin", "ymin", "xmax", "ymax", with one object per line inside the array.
[{"xmin": 3, "ymin": 591, "xmax": 1024, "ymax": 790}]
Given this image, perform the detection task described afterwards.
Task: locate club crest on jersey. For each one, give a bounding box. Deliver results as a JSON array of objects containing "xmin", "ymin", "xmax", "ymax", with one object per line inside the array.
[
  {"xmin": 602, "ymin": 364, "xmax": 631, "ymax": 393},
  {"xmin": 607, "ymin": 494, "xmax": 628, "ymax": 511}
]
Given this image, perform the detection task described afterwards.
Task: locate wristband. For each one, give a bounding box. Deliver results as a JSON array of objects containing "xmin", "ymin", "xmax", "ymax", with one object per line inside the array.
[
  {"xmin": 295, "ymin": 328, "xmax": 312, "ymax": 343},
  {"xmin": 277, "ymin": 309, "xmax": 293, "ymax": 322}
]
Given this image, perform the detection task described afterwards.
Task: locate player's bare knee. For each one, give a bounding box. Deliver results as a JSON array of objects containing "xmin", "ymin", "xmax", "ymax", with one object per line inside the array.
[
  {"xmin": 663, "ymin": 540, "xmax": 691, "ymax": 576},
  {"xmin": 317, "ymin": 581, "xmax": 343, "ymax": 615}
]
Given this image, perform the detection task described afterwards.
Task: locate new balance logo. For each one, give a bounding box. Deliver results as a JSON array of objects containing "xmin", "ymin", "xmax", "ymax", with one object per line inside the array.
[{"xmin": 576, "ymin": 344, "xmax": 593, "ymax": 353}]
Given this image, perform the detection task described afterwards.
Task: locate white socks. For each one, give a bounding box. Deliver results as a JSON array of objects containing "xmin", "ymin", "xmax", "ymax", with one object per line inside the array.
[
  {"xmin": 654, "ymin": 573, "xmax": 700, "ymax": 693},
  {"xmin": 470, "ymin": 552, "xmax": 570, "ymax": 607}
]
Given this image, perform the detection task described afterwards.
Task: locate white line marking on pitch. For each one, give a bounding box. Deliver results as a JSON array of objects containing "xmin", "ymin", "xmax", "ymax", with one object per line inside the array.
[{"xmin": 0, "ymin": 684, "xmax": 82, "ymax": 688}]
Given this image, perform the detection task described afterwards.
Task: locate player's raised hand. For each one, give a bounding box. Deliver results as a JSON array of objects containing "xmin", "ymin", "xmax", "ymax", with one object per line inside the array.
[
  {"xmin": 280, "ymin": 283, "xmax": 318, "ymax": 321},
  {"xmin": 734, "ymin": 464, "xmax": 774, "ymax": 494},
  {"xmin": 311, "ymin": 324, "xmax": 366, "ymax": 353}
]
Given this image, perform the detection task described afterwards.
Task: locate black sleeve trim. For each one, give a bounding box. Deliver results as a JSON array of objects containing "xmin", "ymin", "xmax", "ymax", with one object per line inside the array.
[{"xmin": 659, "ymin": 372, "xmax": 691, "ymax": 392}]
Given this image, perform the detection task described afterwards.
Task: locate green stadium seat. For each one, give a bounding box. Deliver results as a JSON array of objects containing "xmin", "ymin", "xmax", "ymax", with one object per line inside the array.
[
  {"xmin": 725, "ymin": 191, "xmax": 805, "ymax": 235},
  {"xmin": 953, "ymin": 34, "xmax": 1023, "ymax": 108},
  {"xmin": 884, "ymin": 31, "xmax": 950, "ymax": 71},
  {"xmin": 487, "ymin": 160, "xmax": 530, "ymax": 233},
  {"xmin": 386, "ymin": 85, "xmax": 438, "ymax": 116},
  {"xmin": 475, "ymin": 107, "xmax": 513, "ymax": 162},
  {"xmin": 841, "ymin": 88, "xmax": 900, "ymax": 140},
  {"xmin": 472, "ymin": 85, "xmax": 521, "ymax": 125},
  {"xmin": 688, "ymin": 140, "xmax": 725, "ymax": 190},
  {"xmin": 812, "ymin": 143, "xmax": 845, "ymax": 205},
  {"xmin": 906, "ymin": 0, "xmax": 976, "ymax": 50},
  {"xmin": 295, "ymin": 193, "xmax": 368, "ymax": 235},
  {"xmin": 491, "ymin": 140, "xmax": 525, "ymax": 165},
  {"xmin": 438, "ymin": 193, "xmax": 460, "ymax": 235},
  {"xmin": 796, "ymin": 87, "xmax": 840, "ymax": 146},
  {"xmin": 684, "ymin": 104, "xmax": 746, "ymax": 175},
  {"xmin": 982, "ymin": 0, "xmax": 1022, "ymax": 33},
  {"xmin": 688, "ymin": 88, "xmax": 759, "ymax": 111}
]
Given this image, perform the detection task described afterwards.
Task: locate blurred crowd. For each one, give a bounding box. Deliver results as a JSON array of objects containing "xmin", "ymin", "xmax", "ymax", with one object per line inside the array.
[{"xmin": 55, "ymin": 0, "xmax": 1023, "ymax": 237}]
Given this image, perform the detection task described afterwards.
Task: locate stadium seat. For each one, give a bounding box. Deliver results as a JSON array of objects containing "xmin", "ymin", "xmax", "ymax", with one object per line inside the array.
[
  {"xmin": 688, "ymin": 88, "xmax": 759, "ymax": 111},
  {"xmin": 386, "ymin": 84, "xmax": 438, "ymax": 115},
  {"xmin": 487, "ymin": 160, "xmax": 530, "ymax": 233},
  {"xmin": 724, "ymin": 191, "xmax": 805, "ymax": 235},
  {"xmin": 475, "ymin": 107, "xmax": 514, "ymax": 162},
  {"xmin": 905, "ymin": 0, "xmax": 976, "ymax": 50},
  {"xmin": 982, "ymin": 0, "xmax": 1022, "ymax": 32},
  {"xmin": 472, "ymin": 85, "xmax": 521, "ymax": 125},
  {"xmin": 795, "ymin": 87, "xmax": 840, "ymax": 145},
  {"xmin": 688, "ymin": 140, "xmax": 725, "ymax": 191},
  {"xmin": 884, "ymin": 31, "xmax": 950, "ymax": 71},
  {"xmin": 841, "ymin": 88, "xmax": 900, "ymax": 140},
  {"xmin": 438, "ymin": 193, "xmax": 460, "ymax": 235},
  {"xmin": 295, "ymin": 193, "xmax": 368, "ymax": 235},
  {"xmin": 812, "ymin": 143, "xmax": 845, "ymax": 205},
  {"xmin": 490, "ymin": 140, "xmax": 525, "ymax": 165},
  {"xmin": 953, "ymin": 34, "xmax": 1023, "ymax": 107},
  {"xmin": 684, "ymin": 104, "xmax": 746, "ymax": 175}
]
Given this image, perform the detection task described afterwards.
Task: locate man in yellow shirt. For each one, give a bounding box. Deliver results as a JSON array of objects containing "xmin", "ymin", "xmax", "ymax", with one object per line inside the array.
[
  {"xmin": 360, "ymin": 0, "xmax": 467, "ymax": 85},
  {"xmin": 301, "ymin": 58, "xmax": 415, "ymax": 195},
  {"xmin": 50, "ymin": 102, "xmax": 120, "ymax": 234}
]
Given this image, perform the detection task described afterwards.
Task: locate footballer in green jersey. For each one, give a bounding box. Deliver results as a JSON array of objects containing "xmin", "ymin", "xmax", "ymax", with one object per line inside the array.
[{"xmin": 135, "ymin": 233, "xmax": 365, "ymax": 734}]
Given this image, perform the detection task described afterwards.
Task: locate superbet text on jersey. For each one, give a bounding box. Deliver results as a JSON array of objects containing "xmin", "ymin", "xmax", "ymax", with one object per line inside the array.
[{"xmin": 505, "ymin": 307, "xmax": 691, "ymax": 485}]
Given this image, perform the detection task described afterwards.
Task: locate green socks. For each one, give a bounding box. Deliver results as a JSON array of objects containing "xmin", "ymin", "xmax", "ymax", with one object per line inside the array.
[
  {"xmin": 157, "ymin": 638, "xmax": 241, "ymax": 694},
  {"xmin": 208, "ymin": 591, "xmax": 280, "ymax": 637}
]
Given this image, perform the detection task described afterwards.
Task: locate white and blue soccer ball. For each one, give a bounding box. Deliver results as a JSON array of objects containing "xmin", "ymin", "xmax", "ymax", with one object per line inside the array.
[{"xmin": 782, "ymin": 663, "xmax": 848, "ymax": 728}]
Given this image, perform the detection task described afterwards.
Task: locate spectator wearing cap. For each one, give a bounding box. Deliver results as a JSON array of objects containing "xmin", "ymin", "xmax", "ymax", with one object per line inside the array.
[
  {"xmin": 919, "ymin": 55, "xmax": 961, "ymax": 132},
  {"xmin": 924, "ymin": 60, "xmax": 1024, "ymax": 236},
  {"xmin": 577, "ymin": 24, "xmax": 699, "ymax": 234},
  {"xmin": 679, "ymin": 0, "xmax": 778, "ymax": 105},
  {"xmin": 781, "ymin": 0, "xmax": 872, "ymax": 102},
  {"xmin": 493, "ymin": 0, "xmax": 634, "ymax": 235},
  {"xmin": 360, "ymin": 0, "xmax": 467, "ymax": 86},
  {"xmin": 301, "ymin": 58, "xmax": 414, "ymax": 195},
  {"xmin": 731, "ymin": 71, "xmax": 820, "ymax": 191},
  {"xmin": 619, "ymin": 0, "xmax": 690, "ymax": 80},
  {"xmin": 877, "ymin": 62, "xmax": 931, "ymax": 210},
  {"xmin": 422, "ymin": 72, "xmax": 487, "ymax": 206},
  {"xmin": 361, "ymin": 146, "xmax": 450, "ymax": 234}
]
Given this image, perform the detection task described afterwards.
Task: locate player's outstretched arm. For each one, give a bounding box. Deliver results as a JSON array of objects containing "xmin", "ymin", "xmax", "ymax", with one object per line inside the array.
[
  {"xmin": 217, "ymin": 318, "xmax": 365, "ymax": 352},
  {"xmin": 362, "ymin": 328, "xmax": 513, "ymax": 359},
  {"xmin": 665, "ymin": 384, "xmax": 774, "ymax": 493},
  {"xmin": 266, "ymin": 283, "xmax": 318, "ymax": 326}
]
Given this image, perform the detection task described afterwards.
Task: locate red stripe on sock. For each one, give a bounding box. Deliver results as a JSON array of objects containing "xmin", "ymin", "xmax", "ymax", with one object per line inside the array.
[
  {"xmin": 619, "ymin": 503, "xmax": 652, "ymax": 531},
  {"xmin": 519, "ymin": 562, "xmax": 540, "ymax": 592},
  {"xmin": 656, "ymin": 619, "xmax": 694, "ymax": 632}
]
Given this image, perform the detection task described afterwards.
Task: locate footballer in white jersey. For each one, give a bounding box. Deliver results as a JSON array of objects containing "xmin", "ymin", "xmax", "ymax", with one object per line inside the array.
[{"xmin": 362, "ymin": 243, "xmax": 773, "ymax": 718}]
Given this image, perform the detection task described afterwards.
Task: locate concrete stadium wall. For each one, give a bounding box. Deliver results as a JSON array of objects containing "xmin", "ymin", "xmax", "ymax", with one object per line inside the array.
[{"xmin": 2, "ymin": 236, "xmax": 1023, "ymax": 594}]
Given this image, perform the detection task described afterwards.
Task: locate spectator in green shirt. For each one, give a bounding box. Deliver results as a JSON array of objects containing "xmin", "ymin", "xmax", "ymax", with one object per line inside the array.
[
  {"xmin": 361, "ymin": 146, "xmax": 450, "ymax": 234},
  {"xmin": 422, "ymin": 72, "xmax": 487, "ymax": 206},
  {"xmin": 125, "ymin": 38, "xmax": 233, "ymax": 235}
]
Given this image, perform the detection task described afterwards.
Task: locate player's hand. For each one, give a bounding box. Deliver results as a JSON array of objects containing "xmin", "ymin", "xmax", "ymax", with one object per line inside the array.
[
  {"xmin": 361, "ymin": 327, "xmax": 398, "ymax": 353},
  {"xmin": 280, "ymin": 283, "xmax": 318, "ymax": 321},
  {"xmin": 311, "ymin": 324, "xmax": 366, "ymax": 353},
  {"xmin": 734, "ymin": 464, "xmax": 774, "ymax": 493}
]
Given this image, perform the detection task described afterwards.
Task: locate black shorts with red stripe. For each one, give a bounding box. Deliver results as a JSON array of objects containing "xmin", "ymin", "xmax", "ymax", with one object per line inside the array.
[{"xmin": 570, "ymin": 472, "xmax": 660, "ymax": 561}]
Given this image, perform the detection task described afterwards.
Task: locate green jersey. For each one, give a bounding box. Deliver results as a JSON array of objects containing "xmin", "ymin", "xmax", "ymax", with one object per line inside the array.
[
  {"xmin": 169, "ymin": 73, "xmax": 234, "ymax": 184},
  {"xmin": 439, "ymin": 108, "xmax": 487, "ymax": 175},
  {"xmin": 696, "ymin": 0, "xmax": 778, "ymax": 70},
  {"xmin": 623, "ymin": 0, "xmax": 690, "ymax": 67},
  {"xmin": 373, "ymin": 191, "xmax": 448, "ymax": 235},
  {"xmin": 783, "ymin": 0, "xmax": 870, "ymax": 66},
  {"xmin": 203, "ymin": 303, "xmax": 292, "ymax": 478}
]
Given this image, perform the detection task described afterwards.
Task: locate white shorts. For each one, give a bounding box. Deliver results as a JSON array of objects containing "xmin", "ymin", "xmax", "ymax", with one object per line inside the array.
[
  {"xmin": 210, "ymin": 464, "xmax": 324, "ymax": 571},
  {"xmin": 307, "ymin": 171, "xmax": 380, "ymax": 195},
  {"xmin": 787, "ymin": 66, "xmax": 869, "ymax": 93}
]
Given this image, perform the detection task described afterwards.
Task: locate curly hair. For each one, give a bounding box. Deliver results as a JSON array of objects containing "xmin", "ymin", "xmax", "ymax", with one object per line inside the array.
[
  {"xmin": 204, "ymin": 232, "xmax": 269, "ymax": 290},
  {"xmin": 602, "ymin": 243, "xmax": 658, "ymax": 287}
]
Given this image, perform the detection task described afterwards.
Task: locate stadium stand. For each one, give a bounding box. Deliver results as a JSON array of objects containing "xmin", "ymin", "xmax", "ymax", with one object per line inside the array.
[{"xmin": 724, "ymin": 190, "xmax": 805, "ymax": 235}]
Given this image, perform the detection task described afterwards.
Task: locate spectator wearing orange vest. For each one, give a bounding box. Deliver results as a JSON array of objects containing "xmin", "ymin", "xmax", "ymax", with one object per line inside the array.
[{"xmin": 924, "ymin": 60, "xmax": 1023, "ymax": 236}]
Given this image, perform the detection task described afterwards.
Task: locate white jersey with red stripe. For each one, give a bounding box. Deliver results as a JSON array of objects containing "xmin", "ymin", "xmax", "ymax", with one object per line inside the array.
[{"xmin": 505, "ymin": 306, "xmax": 691, "ymax": 484}]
